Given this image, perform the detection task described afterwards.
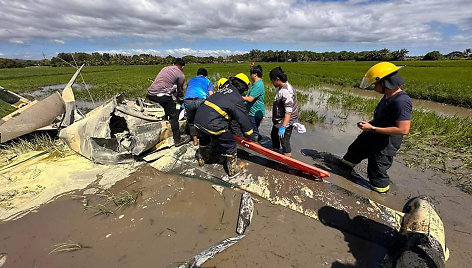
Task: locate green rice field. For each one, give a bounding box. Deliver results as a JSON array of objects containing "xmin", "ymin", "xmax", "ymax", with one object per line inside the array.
[{"xmin": 1, "ymin": 61, "xmax": 471, "ymax": 107}]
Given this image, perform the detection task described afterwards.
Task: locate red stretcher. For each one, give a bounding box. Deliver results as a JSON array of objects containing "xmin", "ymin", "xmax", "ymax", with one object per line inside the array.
[{"xmin": 234, "ymin": 135, "xmax": 330, "ymax": 179}]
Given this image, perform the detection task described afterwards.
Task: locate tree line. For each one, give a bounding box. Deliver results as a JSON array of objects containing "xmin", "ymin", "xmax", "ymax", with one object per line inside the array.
[{"xmin": 1, "ymin": 48, "xmax": 471, "ymax": 68}]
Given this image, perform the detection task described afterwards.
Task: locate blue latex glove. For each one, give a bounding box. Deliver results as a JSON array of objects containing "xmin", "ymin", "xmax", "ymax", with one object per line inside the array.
[{"xmin": 278, "ymin": 126, "xmax": 286, "ymax": 138}]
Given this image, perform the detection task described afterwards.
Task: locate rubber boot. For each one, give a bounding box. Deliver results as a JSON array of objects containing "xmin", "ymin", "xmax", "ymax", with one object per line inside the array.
[
  {"xmin": 196, "ymin": 146, "xmax": 210, "ymax": 167},
  {"xmin": 225, "ymin": 154, "xmax": 245, "ymax": 177}
]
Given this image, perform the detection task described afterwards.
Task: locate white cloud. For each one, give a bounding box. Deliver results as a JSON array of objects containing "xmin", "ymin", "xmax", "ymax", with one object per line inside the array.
[
  {"xmin": 0, "ymin": 0, "xmax": 471, "ymax": 51},
  {"xmin": 9, "ymin": 39, "xmax": 25, "ymax": 44},
  {"xmin": 94, "ymin": 48, "xmax": 248, "ymax": 57},
  {"xmin": 53, "ymin": 39, "xmax": 65, "ymax": 44},
  {"xmin": 0, "ymin": 52, "xmax": 3, "ymax": 56}
]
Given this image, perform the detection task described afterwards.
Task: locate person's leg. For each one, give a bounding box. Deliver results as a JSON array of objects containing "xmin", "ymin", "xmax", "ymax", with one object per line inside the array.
[
  {"xmin": 367, "ymin": 153, "xmax": 393, "ymax": 193},
  {"xmin": 280, "ymin": 125, "xmax": 293, "ymax": 157},
  {"xmin": 184, "ymin": 99, "xmax": 203, "ymax": 146},
  {"xmin": 254, "ymin": 116, "xmax": 263, "ymax": 142},
  {"xmin": 196, "ymin": 131, "xmax": 211, "ymax": 166},
  {"xmin": 249, "ymin": 116, "xmax": 259, "ymax": 141},
  {"xmin": 218, "ymin": 131, "xmax": 242, "ymax": 176},
  {"xmin": 271, "ymin": 125, "xmax": 280, "ymax": 152},
  {"xmin": 342, "ymin": 133, "xmax": 372, "ymax": 167},
  {"xmin": 159, "ymin": 96, "xmax": 182, "ymax": 144}
]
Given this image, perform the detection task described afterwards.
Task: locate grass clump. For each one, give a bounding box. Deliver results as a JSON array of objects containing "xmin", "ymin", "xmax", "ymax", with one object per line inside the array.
[
  {"xmin": 109, "ymin": 190, "xmax": 139, "ymax": 209},
  {"xmin": 0, "ymin": 134, "xmax": 72, "ymax": 159},
  {"xmin": 49, "ymin": 241, "xmax": 90, "ymax": 254},
  {"xmin": 84, "ymin": 203, "xmax": 114, "ymax": 216},
  {"xmin": 300, "ymin": 110, "xmax": 327, "ymax": 124},
  {"xmin": 84, "ymin": 190, "xmax": 140, "ymax": 217}
]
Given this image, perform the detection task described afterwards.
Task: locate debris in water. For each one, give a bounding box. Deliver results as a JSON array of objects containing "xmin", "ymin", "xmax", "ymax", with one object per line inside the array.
[
  {"xmin": 0, "ymin": 253, "xmax": 6, "ymax": 267},
  {"xmin": 189, "ymin": 235, "xmax": 245, "ymax": 267},
  {"xmin": 236, "ymin": 191, "xmax": 254, "ymax": 235},
  {"xmin": 211, "ymin": 185, "xmax": 224, "ymax": 195}
]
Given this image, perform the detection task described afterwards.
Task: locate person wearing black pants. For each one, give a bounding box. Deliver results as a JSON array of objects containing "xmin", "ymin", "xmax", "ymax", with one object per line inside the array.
[
  {"xmin": 146, "ymin": 94, "xmax": 184, "ymax": 145},
  {"xmin": 270, "ymin": 125, "xmax": 293, "ymax": 154},
  {"xmin": 146, "ymin": 58, "xmax": 190, "ymax": 147},
  {"xmin": 341, "ymin": 62, "xmax": 412, "ymax": 193},
  {"xmin": 269, "ymin": 67, "xmax": 299, "ymax": 157}
]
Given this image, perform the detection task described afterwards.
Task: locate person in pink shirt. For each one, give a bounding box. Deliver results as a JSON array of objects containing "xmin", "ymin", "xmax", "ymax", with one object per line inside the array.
[{"xmin": 147, "ymin": 58, "xmax": 190, "ymax": 147}]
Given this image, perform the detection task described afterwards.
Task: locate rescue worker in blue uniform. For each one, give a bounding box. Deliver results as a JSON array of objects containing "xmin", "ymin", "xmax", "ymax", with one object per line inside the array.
[
  {"xmin": 341, "ymin": 62, "xmax": 412, "ymax": 193},
  {"xmin": 194, "ymin": 73, "xmax": 256, "ymax": 176}
]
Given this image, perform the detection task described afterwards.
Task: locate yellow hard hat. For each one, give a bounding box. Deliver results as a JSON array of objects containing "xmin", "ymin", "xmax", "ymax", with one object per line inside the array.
[
  {"xmin": 216, "ymin": 78, "xmax": 228, "ymax": 89},
  {"xmin": 235, "ymin": 73, "xmax": 250, "ymax": 86},
  {"xmin": 360, "ymin": 62, "xmax": 403, "ymax": 88}
]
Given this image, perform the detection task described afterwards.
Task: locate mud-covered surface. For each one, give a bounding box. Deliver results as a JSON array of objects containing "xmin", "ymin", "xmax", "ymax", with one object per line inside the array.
[
  {"xmin": 0, "ymin": 165, "xmax": 398, "ymax": 268},
  {"xmin": 1, "ymin": 88, "xmax": 471, "ymax": 267}
]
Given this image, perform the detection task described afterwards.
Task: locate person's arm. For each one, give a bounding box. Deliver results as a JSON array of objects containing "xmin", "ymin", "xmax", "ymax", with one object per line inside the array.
[
  {"xmin": 207, "ymin": 81, "xmax": 214, "ymax": 96},
  {"xmin": 176, "ymin": 73, "xmax": 185, "ymax": 99},
  {"xmin": 357, "ymin": 120, "xmax": 410, "ymax": 135},
  {"xmin": 281, "ymin": 113, "xmax": 291, "ymax": 127},
  {"xmin": 243, "ymin": 96, "xmax": 255, "ymax": 102},
  {"xmin": 230, "ymin": 99, "xmax": 253, "ymax": 137}
]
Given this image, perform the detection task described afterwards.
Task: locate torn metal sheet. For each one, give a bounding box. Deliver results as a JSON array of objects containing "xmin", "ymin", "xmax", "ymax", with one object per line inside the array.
[
  {"xmin": 236, "ymin": 191, "xmax": 254, "ymax": 235},
  {"xmin": 179, "ymin": 235, "xmax": 245, "ymax": 268},
  {"xmin": 61, "ymin": 64, "xmax": 84, "ymax": 127},
  {"xmin": 59, "ymin": 94, "xmax": 177, "ymax": 164},
  {"xmin": 0, "ymin": 92, "xmax": 65, "ymax": 143}
]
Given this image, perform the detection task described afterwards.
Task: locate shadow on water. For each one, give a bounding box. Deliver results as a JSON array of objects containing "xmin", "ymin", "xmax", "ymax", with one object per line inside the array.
[
  {"xmin": 300, "ymin": 148, "xmax": 372, "ymax": 190},
  {"xmin": 318, "ymin": 206, "xmax": 402, "ymax": 268}
]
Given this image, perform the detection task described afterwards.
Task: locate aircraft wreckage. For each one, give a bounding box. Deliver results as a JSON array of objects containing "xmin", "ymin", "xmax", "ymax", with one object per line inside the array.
[{"xmin": 0, "ymin": 66, "xmax": 449, "ymax": 267}]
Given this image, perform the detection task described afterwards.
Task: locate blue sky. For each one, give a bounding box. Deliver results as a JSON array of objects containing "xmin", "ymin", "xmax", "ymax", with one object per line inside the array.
[{"xmin": 1, "ymin": 0, "xmax": 471, "ymax": 59}]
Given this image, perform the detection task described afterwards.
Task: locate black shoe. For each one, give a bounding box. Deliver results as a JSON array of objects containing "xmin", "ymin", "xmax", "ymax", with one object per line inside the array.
[{"xmin": 174, "ymin": 136, "xmax": 191, "ymax": 147}]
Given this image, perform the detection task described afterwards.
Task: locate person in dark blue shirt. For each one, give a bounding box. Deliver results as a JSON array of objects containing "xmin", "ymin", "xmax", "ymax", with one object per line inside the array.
[
  {"xmin": 341, "ymin": 62, "xmax": 412, "ymax": 193},
  {"xmin": 184, "ymin": 68, "xmax": 214, "ymax": 146}
]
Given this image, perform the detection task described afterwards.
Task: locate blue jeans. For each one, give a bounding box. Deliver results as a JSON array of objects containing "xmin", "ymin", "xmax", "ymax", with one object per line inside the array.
[
  {"xmin": 249, "ymin": 115, "xmax": 263, "ymax": 140},
  {"xmin": 184, "ymin": 98, "xmax": 205, "ymax": 137}
]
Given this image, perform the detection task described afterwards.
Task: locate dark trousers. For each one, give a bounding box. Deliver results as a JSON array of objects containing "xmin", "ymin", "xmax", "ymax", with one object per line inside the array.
[
  {"xmin": 271, "ymin": 125, "xmax": 293, "ymax": 154},
  {"xmin": 249, "ymin": 115, "xmax": 263, "ymax": 140},
  {"xmin": 147, "ymin": 94, "xmax": 181, "ymax": 142},
  {"xmin": 199, "ymin": 130, "xmax": 236, "ymax": 155},
  {"xmin": 343, "ymin": 133, "xmax": 395, "ymax": 188},
  {"xmin": 184, "ymin": 98, "xmax": 205, "ymax": 137}
]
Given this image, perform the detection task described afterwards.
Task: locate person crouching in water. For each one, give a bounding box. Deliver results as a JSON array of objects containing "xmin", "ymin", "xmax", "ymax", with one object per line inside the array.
[
  {"xmin": 341, "ymin": 62, "xmax": 412, "ymax": 194},
  {"xmin": 184, "ymin": 68, "xmax": 214, "ymax": 146},
  {"xmin": 194, "ymin": 73, "xmax": 257, "ymax": 176},
  {"xmin": 269, "ymin": 67, "xmax": 299, "ymax": 157}
]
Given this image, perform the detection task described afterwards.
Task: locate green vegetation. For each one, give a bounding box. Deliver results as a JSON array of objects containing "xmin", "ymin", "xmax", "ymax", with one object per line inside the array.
[
  {"xmin": 2, "ymin": 48, "xmax": 471, "ymax": 69},
  {"xmin": 0, "ymin": 100, "xmax": 16, "ymax": 117},
  {"xmin": 1, "ymin": 61, "xmax": 471, "ymax": 108}
]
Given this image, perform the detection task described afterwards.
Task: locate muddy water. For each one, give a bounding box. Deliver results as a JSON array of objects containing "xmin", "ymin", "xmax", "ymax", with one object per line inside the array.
[
  {"xmin": 0, "ymin": 165, "xmax": 388, "ymax": 268},
  {"xmin": 322, "ymin": 84, "xmax": 472, "ymax": 118},
  {"xmin": 27, "ymin": 84, "xmax": 93, "ymax": 100}
]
